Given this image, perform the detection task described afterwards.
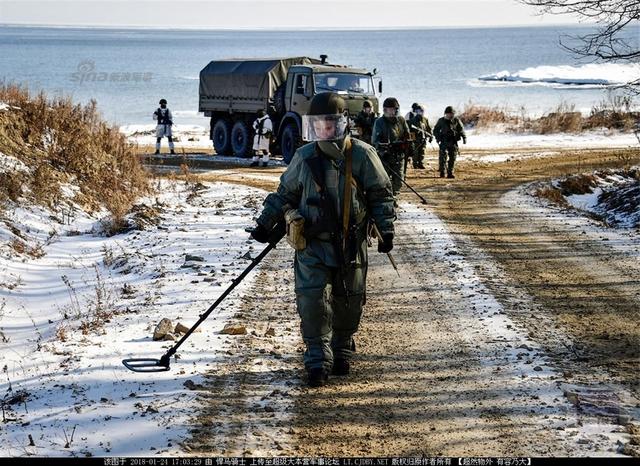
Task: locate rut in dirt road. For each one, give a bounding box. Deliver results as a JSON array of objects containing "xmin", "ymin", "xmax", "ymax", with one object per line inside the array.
[{"xmin": 187, "ymin": 196, "xmax": 632, "ymax": 456}]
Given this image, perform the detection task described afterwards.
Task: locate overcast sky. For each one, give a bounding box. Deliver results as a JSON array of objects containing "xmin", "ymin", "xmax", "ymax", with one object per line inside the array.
[{"xmin": 0, "ymin": 0, "xmax": 582, "ymax": 29}]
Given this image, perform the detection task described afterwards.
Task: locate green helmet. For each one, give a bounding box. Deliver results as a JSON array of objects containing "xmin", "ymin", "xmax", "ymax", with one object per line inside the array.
[
  {"xmin": 309, "ymin": 92, "xmax": 347, "ymax": 116},
  {"xmin": 363, "ymin": 100, "xmax": 372, "ymax": 109},
  {"xmin": 411, "ymin": 102, "xmax": 419, "ymax": 110},
  {"xmin": 383, "ymin": 97, "xmax": 399, "ymax": 109},
  {"xmin": 303, "ymin": 92, "xmax": 349, "ymax": 143},
  {"xmin": 159, "ymin": 98, "xmax": 167, "ymax": 105},
  {"xmin": 444, "ymin": 106, "xmax": 455, "ymax": 114}
]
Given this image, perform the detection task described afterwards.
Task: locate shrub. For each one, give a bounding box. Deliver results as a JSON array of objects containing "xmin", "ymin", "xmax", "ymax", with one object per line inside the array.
[{"xmin": 0, "ymin": 83, "xmax": 150, "ymax": 222}]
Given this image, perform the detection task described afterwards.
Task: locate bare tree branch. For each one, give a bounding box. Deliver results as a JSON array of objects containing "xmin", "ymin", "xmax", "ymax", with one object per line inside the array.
[{"xmin": 519, "ymin": 1, "xmax": 640, "ymax": 91}]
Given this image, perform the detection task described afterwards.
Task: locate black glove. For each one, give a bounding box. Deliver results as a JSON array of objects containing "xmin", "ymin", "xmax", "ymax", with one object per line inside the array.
[
  {"xmin": 428, "ymin": 136, "xmax": 433, "ymax": 143},
  {"xmin": 248, "ymin": 221, "xmax": 286, "ymax": 245},
  {"xmin": 377, "ymin": 234, "xmax": 394, "ymax": 253},
  {"xmin": 462, "ymin": 137, "xmax": 467, "ymax": 145},
  {"xmin": 249, "ymin": 224, "xmax": 270, "ymax": 243}
]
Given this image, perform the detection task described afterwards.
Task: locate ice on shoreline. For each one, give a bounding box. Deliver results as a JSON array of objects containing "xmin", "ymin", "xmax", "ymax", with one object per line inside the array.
[{"xmin": 477, "ymin": 62, "xmax": 640, "ymax": 88}]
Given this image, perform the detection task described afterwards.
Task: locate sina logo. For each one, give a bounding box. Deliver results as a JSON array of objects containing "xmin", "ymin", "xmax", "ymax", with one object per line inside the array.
[{"xmin": 70, "ymin": 59, "xmax": 152, "ymax": 85}]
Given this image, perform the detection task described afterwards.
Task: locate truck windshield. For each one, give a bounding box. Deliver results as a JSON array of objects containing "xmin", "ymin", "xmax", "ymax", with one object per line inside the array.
[{"xmin": 314, "ymin": 73, "xmax": 374, "ymax": 95}]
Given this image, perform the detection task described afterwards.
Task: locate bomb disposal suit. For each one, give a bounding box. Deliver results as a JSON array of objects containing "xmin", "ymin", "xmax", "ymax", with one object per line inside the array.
[{"xmin": 250, "ymin": 93, "xmax": 395, "ymax": 385}]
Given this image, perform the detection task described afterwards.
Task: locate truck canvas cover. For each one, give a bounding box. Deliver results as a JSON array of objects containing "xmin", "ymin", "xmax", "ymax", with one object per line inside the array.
[{"xmin": 199, "ymin": 57, "xmax": 318, "ymax": 102}]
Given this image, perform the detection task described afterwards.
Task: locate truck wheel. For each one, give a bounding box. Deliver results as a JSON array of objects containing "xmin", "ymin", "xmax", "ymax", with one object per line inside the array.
[
  {"xmin": 231, "ymin": 121, "xmax": 252, "ymax": 158},
  {"xmin": 212, "ymin": 119, "xmax": 232, "ymax": 155},
  {"xmin": 281, "ymin": 122, "xmax": 300, "ymax": 164}
]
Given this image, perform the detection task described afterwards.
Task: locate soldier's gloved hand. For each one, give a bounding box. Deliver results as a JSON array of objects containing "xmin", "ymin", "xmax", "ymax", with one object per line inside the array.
[
  {"xmin": 462, "ymin": 137, "xmax": 467, "ymax": 145},
  {"xmin": 248, "ymin": 221, "xmax": 286, "ymax": 244},
  {"xmin": 248, "ymin": 224, "xmax": 270, "ymax": 243},
  {"xmin": 428, "ymin": 136, "xmax": 433, "ymax": 143},
  {"xmin": 378, "ymin": 234, "xmax": 394, "ymax": 253}
]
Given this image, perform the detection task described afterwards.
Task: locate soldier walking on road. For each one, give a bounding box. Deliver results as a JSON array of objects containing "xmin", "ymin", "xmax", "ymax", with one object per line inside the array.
[
  {"xmin": 248, "ymin": 92, "xmax": 396, "ymax": 387},
  {"xmin": 153, "ymin": 98, "xmax": 175, "ymax": 155},
  {"xmin": 433, "ymin": 106, "xmax": 466, "ymax": 179},
  {"xmin": 372, "ymin": 97, "xmax": 411, "ymax": 201},
  {"xmin": 353, "ymin": 100, "xmax": 376, "ymax": 145},
  {"xmin": 407, "ymin": 103, "xmax": 433, "ymax": 170}
]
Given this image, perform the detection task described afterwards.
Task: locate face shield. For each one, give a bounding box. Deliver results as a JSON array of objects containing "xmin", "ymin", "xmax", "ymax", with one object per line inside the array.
[
  {"xmin": 383, "ymin": 107, "xmax": 399, "ymax": 118},
  {"xmin": 301, "ymin": 113, "xmax": 349, "ymax": 142}
]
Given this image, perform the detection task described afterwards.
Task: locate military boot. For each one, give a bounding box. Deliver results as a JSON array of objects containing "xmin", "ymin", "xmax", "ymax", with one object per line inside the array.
[
  {"xmin": 154, "ymin": 150, "xmax": 160, "ymax": 155},
  {"xmin": 307, "ymin": 367, "xmax": 329, "ymax": 387},
  {"xmin": 331, "ymin": 359, "xmax": 350, "ymax": 376}
]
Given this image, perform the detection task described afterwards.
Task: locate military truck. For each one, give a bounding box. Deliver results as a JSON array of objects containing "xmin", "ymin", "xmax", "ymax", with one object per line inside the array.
[{"xmin": 198, "ymin": 56, "xmax": 381, "ymax": 163}]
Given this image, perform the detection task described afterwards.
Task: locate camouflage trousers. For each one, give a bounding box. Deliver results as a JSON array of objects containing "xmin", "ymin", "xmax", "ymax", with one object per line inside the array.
[
  {"xmin": 439, "ymin": 143, "xmax": 459, "ymax": 175},
  {"xmin": 380, "ymin": 152, "xmax": 405, "ymax": 198},
  {"xmin": 411, "ymin": 142, "xmax": 426, "ymax": 167},
  {"xmin": 294, "ymin": 247, "xmax": 367, "ymax": 371}
]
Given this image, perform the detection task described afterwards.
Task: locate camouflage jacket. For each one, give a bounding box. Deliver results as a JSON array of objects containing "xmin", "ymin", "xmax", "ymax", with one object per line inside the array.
[
  {"xmin": 256, "ymin": 137, "xmax": 395, "ymax": 267},
  {"xmin": 433, "ymin": 116, "xmax": 466, "ymax": 144},
  {"xmin": 371, "ymin": 116, "xmax": 411, "ymax": 152},
  {"xmin": 408, "ymin": 115, "xmax": 433, "ymax": 141}
]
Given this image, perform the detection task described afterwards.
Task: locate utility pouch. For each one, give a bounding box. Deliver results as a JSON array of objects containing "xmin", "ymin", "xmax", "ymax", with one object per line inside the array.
[{"xmin": 285, "ymin": 208, "xmax": 306, "ymax": 251}]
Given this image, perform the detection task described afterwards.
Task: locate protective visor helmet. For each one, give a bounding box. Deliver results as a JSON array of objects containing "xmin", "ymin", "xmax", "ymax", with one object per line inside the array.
[
  {"xmin": 301, "ymin": 92, "xmax": 349, "ymax": 142},
  {"xmin": 383, "ymin": 97, "xmax": 400, "ymax": 118}
]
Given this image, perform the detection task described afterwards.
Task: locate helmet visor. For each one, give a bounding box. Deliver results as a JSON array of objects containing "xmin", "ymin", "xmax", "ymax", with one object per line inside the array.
[{"xmin": 301, "ymin": 113, "xmax": 349, "ymax": 142}]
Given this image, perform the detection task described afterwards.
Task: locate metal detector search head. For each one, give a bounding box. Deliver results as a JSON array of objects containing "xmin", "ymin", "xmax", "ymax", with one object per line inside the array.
[{"xmin": 122, "ymin": 356, "xmax": 171, "ymax": 373}]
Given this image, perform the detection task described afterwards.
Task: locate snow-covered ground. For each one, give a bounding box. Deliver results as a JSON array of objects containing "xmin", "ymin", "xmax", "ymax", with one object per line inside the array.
[
  {"xmin": 527, "ymin": 167, "xmax": 640, "ymax": 230},
  {"xmin": 122, "ymin": 124, "xmax": 639, "ymax": 162},
  {"xmin": 464, "ymin": 128, "xmax": 639, "ymax": 151},
  {"xmin": 120, "ymin": 124, "xmax": 212, "ymax": 150},
  {"xmin": 0, "ymin": 179, "xmax": 268, "ymax": 457}
]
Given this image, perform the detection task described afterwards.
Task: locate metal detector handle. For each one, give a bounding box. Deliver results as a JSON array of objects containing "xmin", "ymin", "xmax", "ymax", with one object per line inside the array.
[
  {"xmin": 379, "ymin": 158, "xmax": 429, "ymax": 205},
  {"xmin": 161, "ymin": 238, "xmax": 279, "ymax": 361}
]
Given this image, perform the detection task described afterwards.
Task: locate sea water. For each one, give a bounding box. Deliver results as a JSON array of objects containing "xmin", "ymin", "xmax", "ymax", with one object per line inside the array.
[{"xmin": 1, "ymin": 24, "xmax": 638, "ymax": 127}]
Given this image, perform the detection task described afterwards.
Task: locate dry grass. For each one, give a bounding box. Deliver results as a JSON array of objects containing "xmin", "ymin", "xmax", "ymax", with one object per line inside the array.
[
  {"xmin": 558, "ymin": 174, "xmax": 599, "ymax": 196},
  {"xmin": 0, "ymin": 83, "xmax": 150, "ymax": 225},
  {"xmin": 460, "ymin": 95, "xmax": 639, "ymax": 134},
  {"xmin": 459, "ymin": 103, "xmax": 527, "ymax": 131},
  {"xmin": 534, "ymin": 186, "xmax": 569, "ymax": 207}
]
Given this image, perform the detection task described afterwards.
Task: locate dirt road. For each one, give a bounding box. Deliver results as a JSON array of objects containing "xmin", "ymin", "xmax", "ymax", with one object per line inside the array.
[{"xmin": 170, "ymin": 147, "xmax": 640, "ymax": 457}]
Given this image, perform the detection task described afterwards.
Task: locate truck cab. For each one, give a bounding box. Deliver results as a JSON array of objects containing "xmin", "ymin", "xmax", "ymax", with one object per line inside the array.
[{"xmin": 279, "ymin": 65, "xmax": 379, "ymax": 162}]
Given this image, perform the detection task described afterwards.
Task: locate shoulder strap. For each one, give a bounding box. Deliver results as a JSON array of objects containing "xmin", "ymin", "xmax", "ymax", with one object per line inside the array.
[{"xmin": 341, "ymin": 139, "xmax": 353, "ymax": 251}]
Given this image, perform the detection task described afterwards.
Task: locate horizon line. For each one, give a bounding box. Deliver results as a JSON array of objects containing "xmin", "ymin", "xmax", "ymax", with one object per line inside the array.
[{"xmin": 0, "ymin": 21, "xmax": 593, "ymax": 32}]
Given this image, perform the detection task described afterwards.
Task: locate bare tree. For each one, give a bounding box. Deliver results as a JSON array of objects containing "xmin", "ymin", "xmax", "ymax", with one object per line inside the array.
[{"xmin": 520, "ymin": 1, "xmax": 639, "ymax": 90}]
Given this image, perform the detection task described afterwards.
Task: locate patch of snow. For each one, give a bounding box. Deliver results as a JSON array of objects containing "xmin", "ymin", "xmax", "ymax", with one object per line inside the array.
[
  {"xmin": 0, "ymin": 180, "xmax": 268, "ymax": 456},
  {"xmin": 0, "ymin": 152, "xmax": 30, "ymax": 174},
  {"xmin": 463, "ymin": 129, "xmax": 639, "ymax": 151},
  {"xmin": 121, "ymin": 124, "xmax": 211, "ymax": 150}
]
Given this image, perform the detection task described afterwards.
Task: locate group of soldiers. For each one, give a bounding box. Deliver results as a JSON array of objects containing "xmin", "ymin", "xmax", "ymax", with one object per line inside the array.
[{"xmin": 354, "ymin": 98, "xmax": 467, "ymax": 198}]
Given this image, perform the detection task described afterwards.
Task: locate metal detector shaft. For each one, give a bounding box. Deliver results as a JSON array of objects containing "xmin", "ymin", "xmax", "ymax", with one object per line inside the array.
[
  {"xmin": 123, "ymin": 239, "xmax": 277, "ymax": 372},
  {"xmin": 379, "ymin": 157, "xmax": 429, "ymax": 205}
]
